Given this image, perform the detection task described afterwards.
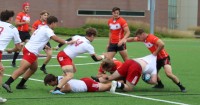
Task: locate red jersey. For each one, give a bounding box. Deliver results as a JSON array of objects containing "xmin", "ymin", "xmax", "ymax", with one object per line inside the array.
[
  {"xmin": 108, "ymin": 17, "xmax": 128, "ymax": 44},
  {"xmin": 16, "ymin": 12, "xmax": 30, "ymax": 32},
  {"xmin": 32, "ymin": 20, "xmax": 46, "ymax": 30},
  {"xmin": 144, "ymin": 34, "xmax": 169, "ymax": 59},
  {"xmin": 98, "ymin": 60, "xmax": 123, "ymax": 74}
]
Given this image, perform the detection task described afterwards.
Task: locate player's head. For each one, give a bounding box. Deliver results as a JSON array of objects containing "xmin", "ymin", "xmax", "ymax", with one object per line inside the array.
[
  {"xmin": 101, "ymin": 59, "xmax": 115, "ymax": 73},
  {"xmin": 135, "ymin": 28, "xmax": 147, "ymax": 41},
  {"xmin": 44, "ymin": 74, "xmax": 58, "ymax": 86},
  {"xmin": 47, "ymin": 16, "xmax": 58, "ymax": 29},
  {"xmin": 0, "ymin": 10, "xmax": 14, "ymax": 22},
  {"xmin": 85, "ymin": 27, "xmax": 97, "ymax": 42},
  {"xmin": 112, "ymin": 7, "xmax": 120, "ymax": 19},
  {"xmin": 22, "ymin": 2, "xmax": 30, "ymax": 13},
  {"xmin": 40, "ymin": 10, "xmax": 49, "ymax": 21}
]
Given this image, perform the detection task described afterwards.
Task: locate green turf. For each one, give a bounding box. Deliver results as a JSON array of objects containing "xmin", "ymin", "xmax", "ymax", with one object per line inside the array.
[{"xmin": 1, "ymin": 37, "xmax": 200, "ymax": 105}]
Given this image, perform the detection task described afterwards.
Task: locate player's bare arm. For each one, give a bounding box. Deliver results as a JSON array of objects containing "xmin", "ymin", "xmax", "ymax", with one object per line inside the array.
[
  {"xmin": 153, "ymin": 39, "xmax": 164, "ymax": 56},
  {"xmin": 118, "ymin": 26, "xmax": 130, "ymax": 46}
]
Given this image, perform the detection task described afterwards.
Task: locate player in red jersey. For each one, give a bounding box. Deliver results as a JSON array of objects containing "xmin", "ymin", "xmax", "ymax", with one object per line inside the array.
[
  {"xmin": 11, "ymin": 2, "xmax": 31, "ymax": 67},
  {"xmin": 107, "ymin": 7, "xmax": 130, "ymax": 61},
  {"xmin": 127, "ymin": 28, "xmax": 186, "ymax": 92},
  {"xmin": 32, "ymin": 10, "xmax": 52, "ymax": 74}
]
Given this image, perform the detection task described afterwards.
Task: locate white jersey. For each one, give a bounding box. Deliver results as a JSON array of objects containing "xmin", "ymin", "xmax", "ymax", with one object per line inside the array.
[
  {"xmin": 63, "ymin": 35, "xmax": 95, "ymax": 59},
  {"xmin": 25, "ymin": 25, "xmax": 54, "ymax": 55},
  {"xmin": 0, "ymin": 21, "xmax": 21, "ymax": 51},
  {"xmin": 135, "ymin": 54, "xmax": 157, "ymax": 75},
  {"xmin": 57, "ymin": 76, "xmax": 87, "ymax": 92}
]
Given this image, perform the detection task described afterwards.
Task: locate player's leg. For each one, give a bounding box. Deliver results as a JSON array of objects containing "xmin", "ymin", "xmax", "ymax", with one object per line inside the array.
[
  {"xmin": 16, "ymin": 61, "xmax": 38, "ymax": 89},
  {"xmin": 119, "ymin": 50, "xmax": 128, "ymax": 61},
  {"xmin": 40, "ymin": 49, "xmax": 52, "ymax": 74},
  {"xmin": 163, "ymin": 64, "xmax": 186, "ymax": 92},
  {"xmin": 98, "ymin": 82, "xmax": 111, "ymax": 92},
  {"xmin": 0, "ymin": 61, "xmax": 4, "ymax": 86}
]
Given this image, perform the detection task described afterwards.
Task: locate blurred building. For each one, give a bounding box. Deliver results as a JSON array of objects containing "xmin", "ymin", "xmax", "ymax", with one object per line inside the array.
[{"xmin": 0, "ymin": 0, "xmax": 199, "ymax": 30}]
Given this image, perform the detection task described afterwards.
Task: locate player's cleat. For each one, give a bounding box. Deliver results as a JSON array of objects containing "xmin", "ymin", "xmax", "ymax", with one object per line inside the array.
[
  {"xmin": 0, "ymin": 97, "xmax": 7, "ymax": 103},
  {"xmin": 2, "ymin": 84, "xmax": 13, "ymax": 93},
  {"xmin": 40, "ymin": 67, "xmax": 48, "ymax": 74},
  {"xmin": 16, "ymin": 85, "xmax": 27, "ymax": 89},
  {"xmin": 180, "ymin": 86, "xmax": 186, "ymax": 92},
  {"xmin": 152, "ymin": 84, "xmax": 164, "ymax": 89},
  {"xmin": 10, "ymin": 62, "xmax": 16, "ymax": 67},
  {"xmin": 51, "ymin": 90, "xmax": 65, "ymax": 95},
  {"xmin": 110, "ymin": 81, "xmax": 117, "ymax": 93}
]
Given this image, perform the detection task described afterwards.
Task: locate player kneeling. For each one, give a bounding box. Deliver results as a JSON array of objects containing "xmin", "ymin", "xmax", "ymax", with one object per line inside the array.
[{"xmin": 44, "ymin": 74, "xmax": 111, "ymax": 94}]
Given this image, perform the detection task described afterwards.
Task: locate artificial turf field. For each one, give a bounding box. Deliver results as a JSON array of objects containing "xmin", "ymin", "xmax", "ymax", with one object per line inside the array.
[{"xmin": 1, "ymin": 36, "xmax": 200, "ymax": 105}]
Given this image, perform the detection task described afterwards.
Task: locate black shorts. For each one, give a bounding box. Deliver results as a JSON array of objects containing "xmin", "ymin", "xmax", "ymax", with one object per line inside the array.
[
  {"xmin": 19, "ymin": 31, "xmax": 30, "ymax": 42},
  {"xmin": 157, "ymin": 56, "xmax": 171, "ymax": 72},
  {"xmin": 107, "ymin": 43, "xmax": 126, "ymax": 52},
  {"xmin": 43, "ymin": 42, "xmax": 51, "ymax": 50}
]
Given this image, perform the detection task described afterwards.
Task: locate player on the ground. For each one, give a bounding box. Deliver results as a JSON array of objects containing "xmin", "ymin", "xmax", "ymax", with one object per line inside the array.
[
  {"xmin": 11, "ymin": 2, "xmax": 31, "ymax": 67},
  {"xmin": 44, "ymin": 74, "xmax": 111, "ymax": 94},
  {"xmin": 2, "ymin": 16, "xmax": 72, "ymax": 93},
  {"xmin": 0, "ymin": 10, "xmax": 22, "ymax": 103},
  {"xmin": 32, "ymin": 10, "xmax": 51, "ymax": 74},
  {"xmin": 107, "ymin": 7, "xmax": 130, "ymax": 61},
  {"xmin": 51, "ymin": 28, "xmax": 104, "ymax": 94},
  {"xmin": 99, "ymin": 54, "xmax": 158, "ymax": 92},
  {"xmin": 126, "ymin": 28, "xmax": 186, "ymax": 92}
]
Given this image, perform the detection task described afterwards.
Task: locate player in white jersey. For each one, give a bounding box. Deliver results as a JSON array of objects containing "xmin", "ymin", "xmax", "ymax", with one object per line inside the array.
[
  {"xmin": 44, "ymin": 74, "xmax": 111, "ymax": 94},
  {"xmin": 2, "ymin": 16, "xmax": 73, "ymax": 93},
  {"xmin": 98, "ymin": 54, "xmax": 157, "ymax": 92},
  {"xmin": 0, "ymin": 10, "xmax": 22, "ymax": 103},
  {"xmin": 52, "ymin": 28, "xmax": 104, "ymax": 94}
]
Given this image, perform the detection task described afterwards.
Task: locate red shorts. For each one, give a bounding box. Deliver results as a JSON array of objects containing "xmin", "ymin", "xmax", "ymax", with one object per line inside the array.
[
  {"xmin": 23, "ymin": 47, "xmax": 37, "ymax": 64},
  {"xmin": 0, "ymin": 51, "xmax": 2, "ymax": 60},
  {"xmin": 57, "ymin": 51, "xmax": 74, "ymax": 67},
  {"xmin": 117, "ymin": 60, "xmax": 142, "ymax": 86},
  {"xmin": 80, "ymin": 78, "xmax": 99, "ymax": 92}
]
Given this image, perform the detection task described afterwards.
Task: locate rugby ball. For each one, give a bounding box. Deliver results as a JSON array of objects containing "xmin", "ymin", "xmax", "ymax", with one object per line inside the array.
[{"xmin": 142, "ymin": 73, "xmax": 151, "ymax": 83}]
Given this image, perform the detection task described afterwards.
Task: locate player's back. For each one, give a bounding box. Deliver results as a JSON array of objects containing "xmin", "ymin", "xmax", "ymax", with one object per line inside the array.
[{"xmin": 63, "ymin": 35, "xmax": 94, "ymax": 59}]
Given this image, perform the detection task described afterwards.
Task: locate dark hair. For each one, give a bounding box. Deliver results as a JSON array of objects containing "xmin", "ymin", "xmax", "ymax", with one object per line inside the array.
[
  {"xmin": 86, "ymin": 27, "xmax": 97, "ymax": 37},
  {"xmin": 135, "ymin": 28, "xmax": 145, "ymax": 36},
  {"xmin": 0, "ymin": 10, "xmax": 14, "ymax": 22},
  {"xmin": 112, "ymin": 7, "xmax": 120, "ymax": 12},
  {"xmin": 47, "ymin": 16, "xmax": 58, "ymax": 25},
  {"xmin": 101, "ymin": 59, "xmax": 115, "ymax": 72},
  {"xmin": 44, "ymin": 74, "xmax": 57, "ymax": 86},
  {"xmin": 40, "ymin": 10, "xmax": 49, "ymax": 16}
]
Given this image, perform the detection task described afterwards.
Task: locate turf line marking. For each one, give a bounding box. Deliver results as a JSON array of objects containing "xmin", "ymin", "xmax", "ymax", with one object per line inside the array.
[
  {"xmin": 111, "ymin": 92, "xmax": 190, "ymax": 105},
  {"xmin": 3, "ymin": 74, "xmax": 43, "ymax": 82}
]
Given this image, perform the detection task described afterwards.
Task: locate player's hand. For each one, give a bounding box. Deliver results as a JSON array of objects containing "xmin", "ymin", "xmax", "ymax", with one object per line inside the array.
[
  {"xmin": 117, "ymin": 39, "xmax": 126, "ymax": 47},
  {"xmin": 51, "ymin": 90, "xmax": 65, "ymax": 95},
  {"xmin": 52, "ymin": 46, "xmax": 59, "ymax": 50},
  {"xmin": 6, "ymin": 49, "xmax": 13, "ymax": 54}
]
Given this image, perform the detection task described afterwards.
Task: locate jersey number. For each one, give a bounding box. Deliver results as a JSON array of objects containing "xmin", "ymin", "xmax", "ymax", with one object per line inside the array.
[
  {"xmin": 75, "ymin": 39, "xmax": 83, "ymax": 47},
  {"xmin": 0, "ymin": 27, "xmax": 4, "ymax": 35}
]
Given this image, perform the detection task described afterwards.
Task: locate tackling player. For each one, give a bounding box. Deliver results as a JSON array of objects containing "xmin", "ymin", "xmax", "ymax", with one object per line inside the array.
[
  {"xmin": 126, "ymin": 28, "xmax": 186, "ymax": 92},
  {"xmin": 0, "ymin": 10, "xmax": 22, "ymax": 103},
  {"xmin": 99, "ymin": 54, "xmax": 158, "ymax": 92}
]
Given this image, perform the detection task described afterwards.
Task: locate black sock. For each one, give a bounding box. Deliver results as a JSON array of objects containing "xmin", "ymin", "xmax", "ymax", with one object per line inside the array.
[
  {"xmin": 177, "ymin": 82, "xmax": 184, "ymax": 88},
  {"xmin": 41, "ymin": 64, "xmax": 46, "ymax": 68},
  {"xmin": 119, "ymin": 83, "xmax": 125, "ymax": 89},
  {"xmin": 17, "ymin": 78, "xmax": 27, "ymax": 86},
  {"xmin": 12, "ymin": 52, "xmax": 19, "ymax": 64},
  {"xmin": 157, "ymin": 80, "xmax": 163, "ymax": 86},
  {"xmin": 54, "ymin": 87, "xmax": 61, "ymax": 91},
  {"xmin": 5, "ymin": 77, "xmax": 14, "ymax": 85}
]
